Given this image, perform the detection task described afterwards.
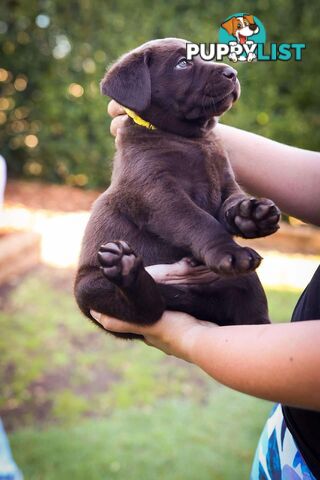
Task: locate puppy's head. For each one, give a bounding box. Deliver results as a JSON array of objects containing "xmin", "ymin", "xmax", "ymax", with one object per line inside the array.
[{"xmin": 101, "ymin": 38, "xmax": 240, "ymax": 135}]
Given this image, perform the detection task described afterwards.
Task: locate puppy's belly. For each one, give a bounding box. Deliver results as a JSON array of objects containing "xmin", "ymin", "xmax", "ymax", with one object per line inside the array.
[
  {"xmin": 159, "ymin": 272, "xmax": 269, "ymax": 325},
  {"xmin": 105, "ymin": 215, "xmax": 191, "ymax": 266}
]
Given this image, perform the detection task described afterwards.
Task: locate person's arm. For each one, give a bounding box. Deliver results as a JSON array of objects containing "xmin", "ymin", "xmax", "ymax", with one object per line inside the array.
[
  {"xmin": 108, "ymin": 101, "xmax": 320, "ymax": 226},
  {"xmin": 91, "ymin": 309, "xmax": 320, "ymax": 411},
  {"xmin": 190, "ymin": 320, "xmax": 320, "ymax": 411},
  {"xmin": 215, "ymin": 124, "xmax": 320, "ymax": 226}
]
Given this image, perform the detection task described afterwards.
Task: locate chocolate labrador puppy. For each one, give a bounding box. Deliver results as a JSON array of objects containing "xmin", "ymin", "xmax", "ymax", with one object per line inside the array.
[{"xmin": 75, "ymin": 38, "xmax": 280, "ymax": 338}]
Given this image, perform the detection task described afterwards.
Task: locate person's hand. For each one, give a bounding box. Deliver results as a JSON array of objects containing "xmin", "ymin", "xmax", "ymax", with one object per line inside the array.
[
  {"xmin": 108, "ymin": 100, "xmax": 127, "ymax": 137},
  {"xmin": 145, "ymin": 257, "xmax": 219, "ymax": 285},
  {"xmin": 90, "ymin": 309, "xmax": 217, "ymax": 362}
]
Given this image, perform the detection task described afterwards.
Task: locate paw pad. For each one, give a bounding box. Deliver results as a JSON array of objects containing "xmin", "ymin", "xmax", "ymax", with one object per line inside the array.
[
  {"xmin": 98, "ymin": 240, "xmax": 142, "ymax": 287},
  {"xmin": 226, "ymin": 198, "xmax": 280, "ymax": 238}
]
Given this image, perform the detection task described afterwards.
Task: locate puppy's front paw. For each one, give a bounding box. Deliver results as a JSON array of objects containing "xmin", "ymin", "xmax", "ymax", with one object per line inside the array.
[
  {"xmin": 226, "ymin": 198, "xmax": 280, "ymax": 239},
  {"xmin": 98, "ymin": 240, "xmax": 142, "ymax": 288},
  {"xmin": 205, "ymin": 245, "xmax": 262, "ymax": 276}
]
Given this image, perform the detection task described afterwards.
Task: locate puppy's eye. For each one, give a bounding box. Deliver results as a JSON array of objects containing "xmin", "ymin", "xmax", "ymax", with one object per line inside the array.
[
  {"xmin": 175, "ymin": 57, "xmax": 191, "ymax": 70},
  {"xmin": 237, "ymin": 23, "xmax": 242, "ymax": 28}
]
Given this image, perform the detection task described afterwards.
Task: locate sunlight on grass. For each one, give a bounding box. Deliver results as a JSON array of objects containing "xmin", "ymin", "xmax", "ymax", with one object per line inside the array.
[{"xmin": 266, "ymin": 286, "xmax": 301, "ymax": 323}]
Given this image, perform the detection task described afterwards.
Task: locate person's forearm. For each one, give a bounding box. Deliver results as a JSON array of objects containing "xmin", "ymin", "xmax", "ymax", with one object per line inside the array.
[
  {"xmin": 216, "ymin": 124, "xmax": 320, "ymax": 226},
  {"xmin": 189, "ymin": 320, "xmax": 320, "ymax": 410}
]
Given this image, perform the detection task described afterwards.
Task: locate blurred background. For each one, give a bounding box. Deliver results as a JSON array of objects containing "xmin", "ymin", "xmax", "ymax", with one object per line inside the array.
[{"xmin": 0, "ymin": 0, "xmax": 319, "ymax": 479}]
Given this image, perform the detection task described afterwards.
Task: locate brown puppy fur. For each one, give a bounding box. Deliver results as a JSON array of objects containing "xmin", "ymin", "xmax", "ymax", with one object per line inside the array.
[{"xmin": 75, "ymin": 38, "xmax": 280, "ymax": 339}]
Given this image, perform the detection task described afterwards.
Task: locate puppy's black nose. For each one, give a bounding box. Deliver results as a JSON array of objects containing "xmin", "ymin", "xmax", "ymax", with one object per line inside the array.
[
  {"xmin": 222, "ymin": 66, "xmax": 237, "ymax": 81},
  {"xmin": 249, "ymin": 23, "xmax": 258, "ymax": 31}
]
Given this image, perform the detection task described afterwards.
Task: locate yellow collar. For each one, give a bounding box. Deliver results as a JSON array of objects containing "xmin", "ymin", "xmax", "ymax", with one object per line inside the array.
[{"xmin": 124, "ymin": 107, "xmax": 156, "ymax": 130}]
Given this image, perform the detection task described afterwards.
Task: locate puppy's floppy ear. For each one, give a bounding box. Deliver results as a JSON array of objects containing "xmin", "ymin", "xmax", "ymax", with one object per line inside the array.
[
  {"xmin": 221, "ymin": 17, "xmax": 235, "ymax": 35},
  {"xmin": 100, "ymin": 51, "xmax": 151, "ymax": 112},
  {"xmin": 244, "ymin": 14, "xmax": 255, "ymax": 24}
]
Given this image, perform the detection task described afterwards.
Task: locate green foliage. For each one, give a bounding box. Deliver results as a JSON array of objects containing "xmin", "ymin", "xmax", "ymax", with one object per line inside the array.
[{"xmin": 0, "ymin": 0, "xmax": 319, "ymax": 188}]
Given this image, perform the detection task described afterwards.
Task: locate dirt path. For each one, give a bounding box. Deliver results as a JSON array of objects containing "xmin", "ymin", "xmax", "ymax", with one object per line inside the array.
[{"xmin": 5, "ymin": 180, "xmax": 102, "ymax": 212}]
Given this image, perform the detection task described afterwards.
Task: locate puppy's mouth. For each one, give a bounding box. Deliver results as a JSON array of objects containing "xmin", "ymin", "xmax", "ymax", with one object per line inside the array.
[
  {"xmin": 207, "ymin": 80, "xmax": 241, "ymax": 116},
  {"xmin": 238, "ymin": 33, "xmax": 247, "ymax": 44}
]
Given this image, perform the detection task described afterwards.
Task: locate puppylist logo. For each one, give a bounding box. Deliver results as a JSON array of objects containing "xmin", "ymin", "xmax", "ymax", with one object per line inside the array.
[{"xmin": 186, "ymin": 13, "xmax": 306, "ymax": 63}]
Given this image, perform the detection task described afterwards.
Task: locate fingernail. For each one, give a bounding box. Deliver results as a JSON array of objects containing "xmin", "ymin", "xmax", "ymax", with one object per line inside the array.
[{"xmin": 90, "ymin": 310, "xmax": 101, "ymax": 322}]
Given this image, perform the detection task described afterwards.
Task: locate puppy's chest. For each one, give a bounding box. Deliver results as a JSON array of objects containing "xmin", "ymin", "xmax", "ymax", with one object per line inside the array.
[
  {"xmin": 119, "ymin": 132, "xmax": 225, "ymax": 216},
  {"xmin": 166, "ymin": 143, "xmax": 222, "ymax": 214}
]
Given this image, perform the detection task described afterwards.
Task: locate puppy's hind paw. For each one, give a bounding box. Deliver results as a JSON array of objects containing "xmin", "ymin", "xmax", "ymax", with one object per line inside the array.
[{"xmin": 98, "ymin": 240, "xmax": 143, "ymax": 288}]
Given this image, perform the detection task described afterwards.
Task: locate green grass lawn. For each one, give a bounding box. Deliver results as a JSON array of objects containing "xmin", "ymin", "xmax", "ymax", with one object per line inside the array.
[
  {"xmin": 10, "ymin": 393, "xmax": 271, "ymax": 480},
  {"xmin": 0, "ymin": 268, "xmax": 301, "ymax": 479}
]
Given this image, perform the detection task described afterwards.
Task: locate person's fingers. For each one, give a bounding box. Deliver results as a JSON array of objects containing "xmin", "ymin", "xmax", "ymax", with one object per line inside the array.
[
  {"xmin": 90, "ymin": 310, "xmax": 142, "ymax": 334},
  {"xmin": 145, "ymin": 260, "xmax": 218, "ymax": 285},
  {"xmin": 108, "ymin": 100, "xmax": 125, "ymax": 118},
  {"xmin": 110, "ymin": 115, "xmax": 127, "ymax": 137}
]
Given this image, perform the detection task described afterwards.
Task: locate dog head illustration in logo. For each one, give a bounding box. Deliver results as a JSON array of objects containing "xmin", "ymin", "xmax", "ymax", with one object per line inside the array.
[{"xmin": 221, "ymin": 14, "xmax": 259, "ymax": 62}]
